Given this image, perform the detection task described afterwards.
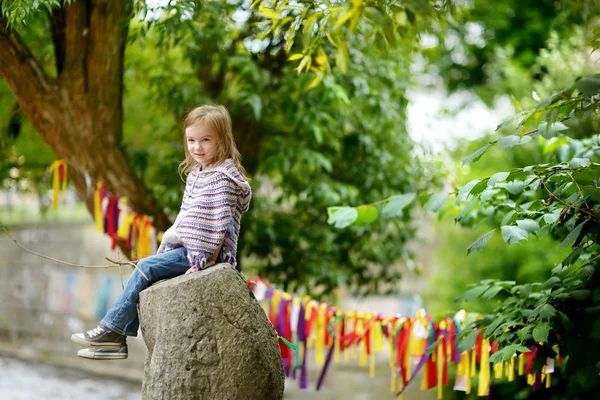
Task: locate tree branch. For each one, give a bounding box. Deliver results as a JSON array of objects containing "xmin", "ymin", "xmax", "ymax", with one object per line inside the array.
[
  {"xmin": 86, "ymin": 0, "xmax": 132, "ymax": 140},
  {"xmin": 48, "ymin": 6, "xmax": 67, "ymax": 75},
  {"xmin": 0, "ymin": 17, "xmax": 58, "ymax": 119},
  {"xmin": 196, "ymin": 15, "xmax": 257, "ymax": 98}
]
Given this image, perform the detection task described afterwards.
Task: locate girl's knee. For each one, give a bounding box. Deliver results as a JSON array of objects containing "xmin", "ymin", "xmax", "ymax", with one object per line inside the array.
[{"xmin": 135, "ymin": 259, "xmax": 153, "ymax": 281}]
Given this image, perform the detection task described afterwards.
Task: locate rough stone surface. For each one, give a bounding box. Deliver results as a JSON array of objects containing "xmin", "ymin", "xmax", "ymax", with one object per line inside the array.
[{"xmin": 139, "ymin": 264, "xmax": 284, "ymax": 400}]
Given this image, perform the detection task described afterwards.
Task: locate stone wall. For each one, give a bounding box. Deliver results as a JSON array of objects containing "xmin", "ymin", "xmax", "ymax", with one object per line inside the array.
[{"xmin": 0, "ymin": 223, "xmax": 146, "ymax": 380}]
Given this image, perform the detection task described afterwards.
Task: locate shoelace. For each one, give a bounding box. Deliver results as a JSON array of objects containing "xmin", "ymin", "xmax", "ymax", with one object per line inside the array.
[{"xmin": 87, "ymin": 326, "xmax": 105, "ymax": 338}]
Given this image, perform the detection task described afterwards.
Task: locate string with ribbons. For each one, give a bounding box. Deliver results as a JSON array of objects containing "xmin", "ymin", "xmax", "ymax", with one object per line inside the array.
[
  {"xmin": 49, "ymin": 161, "xmax": 163, "ymax": 259},
  {"xmin": 93, "ymin": 181, "xmax": 160, "ymax": 259},
  {"xmin": 245, "ymin": 276, "xmax": 560, "ymax": 399}
]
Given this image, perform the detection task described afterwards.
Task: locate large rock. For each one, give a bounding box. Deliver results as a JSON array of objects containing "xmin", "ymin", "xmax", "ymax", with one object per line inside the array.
[{"xmin": 139, "ymin": 264, "xmax": 284, "ymax": 400}]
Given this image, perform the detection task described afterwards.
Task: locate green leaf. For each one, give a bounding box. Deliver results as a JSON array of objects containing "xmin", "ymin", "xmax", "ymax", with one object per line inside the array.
[
  {"xmin": 504, "ymin": 181, "xmax": 526, "ymax": 194},
  {"xmin": 424, "ymin": 191, "xmax": 448, "ymax": 212},
  {"xmin": 381, "ymin": 193, "xmax": 416, "ymax": 218},
  {"xmin": 459, "ymin": 329, "xmax": 479, "ymax": 352},
  {"xmin": 490, "ymin": 344, "xmax": 531, "ymax": 364},
  {"xmin": 354, "ymin": 205, "xmax": 379, "ymax": 225},
  {"xmin": 497, "ymin": 135, "xmax": 531, "ymax": 148},
  {"xmin": 467, "ymin": 229, "xmax": 495, "ymax": 255},
  {"xmin": 581, "ymin": 186, "xmax": 600, "ymax": 201},
  {"xmin": 480, "ymin": 188, "xmax": 500, "ymax": 202},
  {"xmin": 481, "ymin": 285, "xmax": 504, "ymax": 300},
  {"xmin": 336, "ymin": 42, "xmax": 349, "ymax": 74},
  {"xmin": 539, "ymin": 304, "xmax": 556, "ymax": 319},
  {"xmin": 568, "ymin": 158, "xmax": 591, "ymax": 168},
  {"xmin": 516, "ymin": 219, "xmax": 540, "ymax": 234},
  {"xmin": 575, "ymin": 74, "xmax": 600, "ymax": 95},
  {"xmin": 327, "ymin": 207, "xmax": 358, "ymax": 228},
  {"xmin": 425, "ymin": 337, "xmax": 443, "ymax": 356},
  {"xmin": 548, "ymin": 122, "xmax": 569, "ymax": 138},
  {"xmin": 462, "ymin": 144, "xmax": 490, "ymax": 167},
  {"xmin": 470, "ymin": 179, "xmax": 489, "ymax": 197},
  {"xmin": 502, "ymin": 210, "xmax": 517, "ymax": 226},
  {"xmin": 496, "ymin": 115, "xmax": 517, "ymax": 130},
  {"xmin": 487, "ymin": 172, "xmax": 510, "ymax": 188},
  {"xmin": 455, "ymin": 199, "xmax": 476, "ymax": 222},
  {"xmin": 532, "ymin": 322, "xmax": 550, "ymax": 343},
  {"xmin": 501, "ymin": 225, "xmax": 529, "ymax": 244},
  {"xmin": 561, "ymin": 246, "xmax": 583, "ymax": 267},
  {"xmin": 484, "ymin": 316, "xmax": 504, "ymax": 337},
  {"xmin": 556, "ymin": 310, "xmax": 572, "ymax": 328},
  {"xmin": 584, "ymin": 305, "xmax": 600, "ymax": 314},
  {"xmin": 543, "ymin": 212, "xmax": 561, "ymax": 225},
  {"xmin": 456, "ymin": 179, "xmax": 481, "ymax": 204},
  {"xmin": 542, "ymin": 276, "xmax": 560, "ymax": 289},
  {"xmin": 511, "ymin": 95, "xmax": 523, "ymax": 112},
  {"xmin": 458, "ymin": 285, "xmax": 489, "ymax": 302},
  {"xmin": 560, "ymin": 221, "xmax": 586, "ymax": 248},
  {"xmin": 496, "ymin": 281, "xmax": 516, "ymax": 287},
  {"xmin": 516, "ymin": 325, "xmax": 533, "ymax": 341},
  {"xmin": 521, "ymin": 309, "xmax": 536, "ymax": 319},
  {"xmin": 570, "ymin": 290, "xmax": 591, "ymax": 301},
  {"xmin": 489, "ymin": 351, "xmax": 503, "ymax": 364}
]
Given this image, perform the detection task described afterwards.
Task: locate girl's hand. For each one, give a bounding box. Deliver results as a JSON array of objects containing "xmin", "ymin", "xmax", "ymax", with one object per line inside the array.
[{"xmin": 185, "ymin": 266, "xmax": 198, "ymax": 275}]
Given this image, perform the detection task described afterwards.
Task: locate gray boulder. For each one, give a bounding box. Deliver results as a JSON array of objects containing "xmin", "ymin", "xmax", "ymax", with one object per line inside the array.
[{"xmin": 139, "ymin": 264, "xmax": 284, "ymax": 400}]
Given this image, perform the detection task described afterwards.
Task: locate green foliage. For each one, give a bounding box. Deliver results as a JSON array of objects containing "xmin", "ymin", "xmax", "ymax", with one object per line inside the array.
[
  {"xmin": 249, "ymin": 0, "xmax": 454, "ymax": 76},
  {"xmin": 0, "ymin": 81, "xmax": 56, "ymax": 207},
  {"xmin": 329, "ymin": 72, "xmax": 600, "ymax": 396},
  {"xmin": 0, "ymin": 0, "xmax": 72, "ymax": 27},
  {"xmin": 422, "ymin": 0, "xmax": 600, "ymax": 94}
]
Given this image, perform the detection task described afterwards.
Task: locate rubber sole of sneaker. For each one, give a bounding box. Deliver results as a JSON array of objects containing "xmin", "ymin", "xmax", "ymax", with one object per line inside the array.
[
  {"xmin": 77, "ymin": 348, "xmax": 128, "ymax": 360},
  {"xmin": 70, "ymin": 334, "xmax": 125, "ymax": 348}
]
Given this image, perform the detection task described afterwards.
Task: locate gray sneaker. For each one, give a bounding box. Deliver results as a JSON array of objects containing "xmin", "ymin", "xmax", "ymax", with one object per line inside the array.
[
  {"xmin": 71, "ymin": 325, "xmax": 126, "ymax": 348},
  {"xmin": 77, "ymin": 346, "xmax": 128, "ymax": 360}
]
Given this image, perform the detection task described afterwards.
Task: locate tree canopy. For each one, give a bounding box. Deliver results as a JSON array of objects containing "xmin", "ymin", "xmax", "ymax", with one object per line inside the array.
[{"xmin": 0, "ymin": 0, "xmax": 452, "ymax": 296}]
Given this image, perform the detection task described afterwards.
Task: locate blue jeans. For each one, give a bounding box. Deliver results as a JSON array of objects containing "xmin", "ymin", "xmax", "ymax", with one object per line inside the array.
[{"xmin": 100, "ymin": 247, "xmax": 190, "ymax": 336}]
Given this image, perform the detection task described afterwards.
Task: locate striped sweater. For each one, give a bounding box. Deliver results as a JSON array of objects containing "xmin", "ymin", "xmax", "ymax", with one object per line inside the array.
[{"xmin": 159, "ymin": 159, "xmax": 251, "ymax": 270}]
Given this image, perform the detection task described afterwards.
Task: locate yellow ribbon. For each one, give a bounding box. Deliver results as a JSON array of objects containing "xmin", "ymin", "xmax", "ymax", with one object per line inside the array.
[
  {"xmin": 334, "ymin": 310, "xmax": 342, "ymax": 364},
  {"xmin": 94, "ymin": 183, "xmax": 104, "ymax": 233},
  {"xmin": 315, "ymin": 303, "xmax": 326, "ymax": 366},
  {"xmin": 49, "ymin": 160, "xmax": 68, "ymax": 209},
  {"xmin": 478, "ymin": 339, "xmax": 491, "ymax": 396}
]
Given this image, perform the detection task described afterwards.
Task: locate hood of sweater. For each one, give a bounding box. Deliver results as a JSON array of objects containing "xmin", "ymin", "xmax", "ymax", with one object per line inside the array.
[{"xmin": 199, "ymin": 159, "xmax": 252, "ymax": 212}]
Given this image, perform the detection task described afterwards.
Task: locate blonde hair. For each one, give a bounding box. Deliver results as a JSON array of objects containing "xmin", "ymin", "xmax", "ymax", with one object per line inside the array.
[{"xmin": 178, "ymin": 105, "xmax": 250, "ymax": 181}]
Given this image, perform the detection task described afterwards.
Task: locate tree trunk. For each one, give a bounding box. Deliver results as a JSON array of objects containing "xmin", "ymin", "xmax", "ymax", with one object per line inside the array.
[{"xmin": 0, "ymin": 1, "xmax": 171, "ymax": 236}]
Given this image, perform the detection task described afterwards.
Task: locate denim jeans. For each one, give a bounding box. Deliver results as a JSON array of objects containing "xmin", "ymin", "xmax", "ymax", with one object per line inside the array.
[{"xmin": 100, "ymin": 247, "xmax": 190, "ymax": 336}]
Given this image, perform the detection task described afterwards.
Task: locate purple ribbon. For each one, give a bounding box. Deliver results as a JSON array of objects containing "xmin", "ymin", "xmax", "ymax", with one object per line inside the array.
[
  {"xmin": 533, "ymin": 372, "xmax": 542, "ymax": 391},
  {"xmin": 316, "ymin": 334, "xmax": 336, "ymax": 390},
  {"xmin": 296, "ymin": 302, "xmax": 308, "ymax": 389},
  {"xmin": 396, "ymin": 353, "xmax": 429, "ymax": 397}
]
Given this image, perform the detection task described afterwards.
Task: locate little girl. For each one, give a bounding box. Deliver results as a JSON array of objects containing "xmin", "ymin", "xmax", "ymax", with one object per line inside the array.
[{"xmin": 71, "ymin": 105, "xmax": 252, "ymax": 360}]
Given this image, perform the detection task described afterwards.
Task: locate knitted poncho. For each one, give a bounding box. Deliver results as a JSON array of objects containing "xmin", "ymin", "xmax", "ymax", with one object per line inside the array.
[{"xmin": 159, "ymin": 159, "xmax": 251, "ymax": 269}]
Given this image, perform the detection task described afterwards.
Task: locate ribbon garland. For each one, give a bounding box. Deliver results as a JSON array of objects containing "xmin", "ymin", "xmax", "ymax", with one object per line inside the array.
[
  {"xmin": 49, "ymin": 160, "xmax": 160, "ymax": 258},
  {"xmin": 246, "ymin": 276, "xmax": 559, "ymax": 399},
  {"xmin": 92, "ymin": 181, "xmax": 159, "ymax": 259}
]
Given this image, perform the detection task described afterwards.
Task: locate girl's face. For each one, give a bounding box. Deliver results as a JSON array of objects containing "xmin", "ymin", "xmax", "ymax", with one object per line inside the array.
[{"xmin": 185, "ymin": 124, "xmax": 218, "ymax": 169}]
